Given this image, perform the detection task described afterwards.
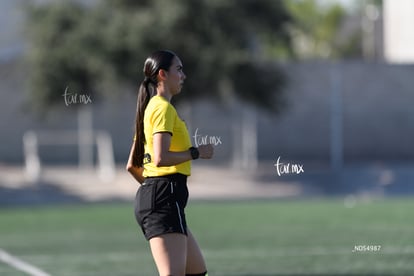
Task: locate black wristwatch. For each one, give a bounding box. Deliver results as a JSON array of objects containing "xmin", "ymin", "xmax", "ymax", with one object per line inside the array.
[{"xmin": 189, "ymin": 147, "xmax": 199, "ymax": 160}]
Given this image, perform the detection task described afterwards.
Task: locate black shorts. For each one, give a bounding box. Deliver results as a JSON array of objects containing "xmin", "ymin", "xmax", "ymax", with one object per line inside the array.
[{"xmin": 134, "ymin": 173, "xmax": 189, "ymax": 240}]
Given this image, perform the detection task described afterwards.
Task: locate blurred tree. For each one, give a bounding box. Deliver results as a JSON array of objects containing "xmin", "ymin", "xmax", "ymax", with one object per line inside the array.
[
  {"xmin": 26, "ymin": 2, "xmax": 97, "ymax": 113},
  {"xmin": 283, "ymin": 0, "xmax": 362, "ymax": 59},
  {"xmin": 25, "ymin": 0, "xmax": 293, "ymax": 114}
]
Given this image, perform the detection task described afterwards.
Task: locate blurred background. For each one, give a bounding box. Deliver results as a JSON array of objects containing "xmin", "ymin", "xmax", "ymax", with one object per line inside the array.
[
  {"xmin": 1, "ymin": 0, "xmax": 413, "ymax": 202},
  {"xmin": 0, "ymin": 0, "xmax": 413, "ymax": 275}
]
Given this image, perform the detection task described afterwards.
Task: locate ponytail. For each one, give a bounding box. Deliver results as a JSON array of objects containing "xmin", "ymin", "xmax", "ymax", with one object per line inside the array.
[
  {"xmin": 131, "ymin": 50, "xmax": 177, "ymax": 167},
  {"xmin": 132, "ymin": 78, "xmax": 156, "ymax": 167}
]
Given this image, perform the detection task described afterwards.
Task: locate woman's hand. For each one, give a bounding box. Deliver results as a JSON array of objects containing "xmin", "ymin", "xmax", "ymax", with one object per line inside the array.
[
  {"xmin": 126, "ymin": 141, "xmax": 145, "ymax": 184},
  {"xmin": 198, "ymin": 144, "xmax": 214, "ymax": 159}
]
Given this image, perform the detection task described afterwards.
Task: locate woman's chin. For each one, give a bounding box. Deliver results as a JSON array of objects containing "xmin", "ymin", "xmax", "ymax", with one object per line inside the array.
[{"xmin": 174, "ymin": 88, "xmax": 183, "ymax": 95}]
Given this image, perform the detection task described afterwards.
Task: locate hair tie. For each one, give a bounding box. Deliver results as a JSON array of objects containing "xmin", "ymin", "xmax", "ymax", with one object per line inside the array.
[{"xmin": 143, "ymin": 77, "xmax": 154, "ymax": 85}]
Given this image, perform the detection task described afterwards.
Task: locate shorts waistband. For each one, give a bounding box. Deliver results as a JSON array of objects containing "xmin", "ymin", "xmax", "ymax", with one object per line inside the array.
[{"xmin": 144, "ymin": 173, "xmax": 187, "ymax": 183}]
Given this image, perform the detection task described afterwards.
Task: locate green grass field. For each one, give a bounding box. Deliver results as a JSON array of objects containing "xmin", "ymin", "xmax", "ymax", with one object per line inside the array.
[{"xmin": 0, "ymin": 198, "xmax": 413, "ymax": 276}]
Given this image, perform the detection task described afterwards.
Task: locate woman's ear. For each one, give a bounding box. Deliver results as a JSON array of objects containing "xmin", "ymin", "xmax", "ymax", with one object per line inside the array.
[{"xmin": 158, "ymin": 69, "xmax": 168, "ymax": 81}]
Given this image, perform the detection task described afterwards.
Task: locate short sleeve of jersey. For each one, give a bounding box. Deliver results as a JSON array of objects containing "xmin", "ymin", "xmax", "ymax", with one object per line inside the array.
[{"xmin": 150, "ymin": 101, "xmax": 176, "ymax": 135}]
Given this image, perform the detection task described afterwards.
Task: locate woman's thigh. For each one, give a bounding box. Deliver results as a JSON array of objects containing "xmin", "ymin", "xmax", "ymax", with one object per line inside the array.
[{"xmin": 149, "ymin": 233, "xmax": 187, "ymax": 276}]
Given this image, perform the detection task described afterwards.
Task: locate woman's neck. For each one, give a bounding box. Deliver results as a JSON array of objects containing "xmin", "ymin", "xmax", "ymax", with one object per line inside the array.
[{"xmin": 156, "ymin": 86, "xmax": 172, "ymax": 102}]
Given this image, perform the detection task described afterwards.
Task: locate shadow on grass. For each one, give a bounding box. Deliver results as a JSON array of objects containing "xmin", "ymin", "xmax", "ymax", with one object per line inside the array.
[
  {"xmin": 0, "ymin": 181, "xmax": 83, "ymax": 207},
  {"xmin": 256, "ymin": 161, "xmax": 414, "ymax": 197},
  {"xmin": 0, "ymin": 180, "xmax": 126, "ymax": 207}
]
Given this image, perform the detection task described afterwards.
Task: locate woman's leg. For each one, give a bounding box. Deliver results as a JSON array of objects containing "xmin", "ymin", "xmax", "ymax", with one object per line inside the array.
[
  {"xmin": 149, "ymin": 233, "xmax": 187, "ymax": 276},
  {"xmin": 185, "ymin": 229, "xmax": 207, "ymax": 275}
]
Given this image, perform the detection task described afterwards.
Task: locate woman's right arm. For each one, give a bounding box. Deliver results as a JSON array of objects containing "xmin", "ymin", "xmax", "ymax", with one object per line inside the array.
[
  {"xmin": 152, "ymin": 132, "xmax": 213, "ymax": 167},
  {"xmin": 126, "ymin": 142, "xmax": 145, "ymax": 184}
]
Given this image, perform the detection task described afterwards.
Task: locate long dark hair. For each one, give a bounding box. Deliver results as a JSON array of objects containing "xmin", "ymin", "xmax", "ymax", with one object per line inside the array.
[{"xmin": 132, "ymin": 50, "xmax": 177, "ymax": 167}]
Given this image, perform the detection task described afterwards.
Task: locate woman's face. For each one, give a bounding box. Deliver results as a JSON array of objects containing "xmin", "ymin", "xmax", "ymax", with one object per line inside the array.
[{"xmin": 165, "ymin": 56, "xmax": 186, "ymax": 95}]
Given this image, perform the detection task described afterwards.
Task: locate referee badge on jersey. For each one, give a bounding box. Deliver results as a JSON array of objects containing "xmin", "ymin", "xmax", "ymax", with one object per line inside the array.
[{"xmin": 143, "ymin": 153, "xmax": 152, "ymax": 165}]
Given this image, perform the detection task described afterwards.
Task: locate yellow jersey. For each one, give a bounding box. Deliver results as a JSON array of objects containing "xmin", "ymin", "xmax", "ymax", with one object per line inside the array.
[{"xmin": 142, "ymin": 95, "xmax": 192, "ymax": 177}]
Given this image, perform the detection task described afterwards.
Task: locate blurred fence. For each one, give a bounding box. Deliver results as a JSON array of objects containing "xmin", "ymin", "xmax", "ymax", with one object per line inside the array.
[{"xmin": 1, "ymin": 60, "xmax": 413, "ymax": 167}]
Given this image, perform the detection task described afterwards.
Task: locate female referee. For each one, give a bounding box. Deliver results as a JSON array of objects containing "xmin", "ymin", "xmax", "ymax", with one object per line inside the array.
[{"xmin": 126, "ymin": 50, "xmax": 213, "ymax": 276}]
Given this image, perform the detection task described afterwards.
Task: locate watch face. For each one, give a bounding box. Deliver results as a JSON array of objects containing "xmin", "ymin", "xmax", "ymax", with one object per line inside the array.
[{"xmin": 191, "ymin": 147, "xmax": 199, "ymax": 159}]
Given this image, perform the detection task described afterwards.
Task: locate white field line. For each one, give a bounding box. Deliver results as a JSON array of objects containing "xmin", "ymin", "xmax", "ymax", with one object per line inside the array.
[{"xmin": 0, "ymin": 249, "xmax": 51, "ymax": 276}]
